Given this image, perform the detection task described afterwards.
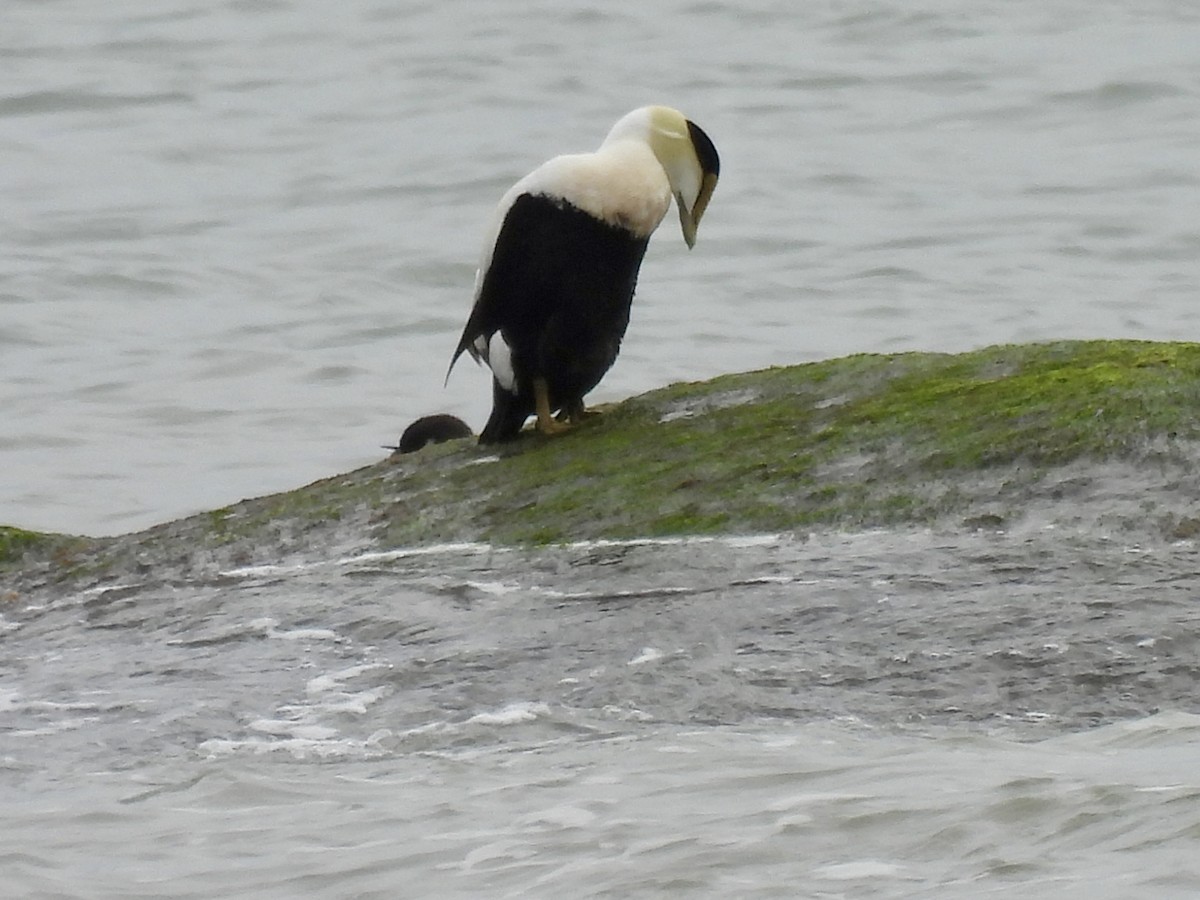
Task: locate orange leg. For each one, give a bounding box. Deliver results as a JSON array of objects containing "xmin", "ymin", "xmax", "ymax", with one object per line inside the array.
[{"xmin": 534, "ymin": 378, "xmax": 571, "ymax": 436}]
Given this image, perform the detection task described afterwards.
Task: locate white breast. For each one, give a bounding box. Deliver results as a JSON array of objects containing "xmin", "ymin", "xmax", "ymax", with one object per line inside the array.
[{"xmin": 520, "ymin": 141, "xmax": 673, "ymax": 238}]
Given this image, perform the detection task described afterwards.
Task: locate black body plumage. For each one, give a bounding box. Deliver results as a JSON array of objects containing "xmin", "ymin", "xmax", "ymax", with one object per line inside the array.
[
  {"xmin": 392, "ymin": 414, "xmax": 473, "ymax": 454},
  {"xmin": 453, "ymin": 193, "xmax": 651, "ymax": 444}
]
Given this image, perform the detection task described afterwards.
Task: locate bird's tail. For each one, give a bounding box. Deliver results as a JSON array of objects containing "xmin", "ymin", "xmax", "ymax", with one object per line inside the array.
[{"xmin": 478, "ymin": 380, "xmax": 532, "ymax": 444}]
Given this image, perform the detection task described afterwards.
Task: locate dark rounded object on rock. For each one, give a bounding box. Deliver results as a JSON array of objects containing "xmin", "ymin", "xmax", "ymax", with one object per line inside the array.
[{"xmin": 393, "ymin": 415, "xmax": 473, "ymax": 454}]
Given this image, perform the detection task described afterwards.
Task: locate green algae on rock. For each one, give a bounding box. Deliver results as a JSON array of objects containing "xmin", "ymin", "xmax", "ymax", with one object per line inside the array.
[
  {"xmin": 5, "ymin": 340, "xmax": 1200, "ymax": 595},
  {"xmin": 0, "ymin": 526, "xmax": 89, "ymax": 568},
  {"xmin": 374, "ymin": 339, "xmax": 1200, "ymax": 546}
]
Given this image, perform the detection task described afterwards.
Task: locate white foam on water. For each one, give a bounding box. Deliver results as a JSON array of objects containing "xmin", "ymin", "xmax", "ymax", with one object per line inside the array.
[
  {"xmin": 305, "ymin": 663, "xmax": 391, "ymax": 695},
  {"xmin": 814, "ymin": 860, "xmax": 913, "ymax": 881},
  {"xmin": 266, "ymin": 626, "xmax": 342, "ymax": 642},
  {"xmin": 216, "ymin": 534, "xmax": 794, "ymax": 582},
  {"xmin": 463, "ymin": 579, "xmax": 523, "ymax": 596},
  {"xmin": 467, "ymin": 701, "xmax": 551, "ymax": 726},
  {"xmin": 628, "ymin": 647, "xmax": 664, "ymax": 666}
]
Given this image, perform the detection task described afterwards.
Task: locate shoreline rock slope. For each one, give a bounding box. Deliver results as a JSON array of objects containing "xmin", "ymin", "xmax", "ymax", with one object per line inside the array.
[{"xmin": 4, "ymin": 340, "xmax": 1200, "ymax": 598}]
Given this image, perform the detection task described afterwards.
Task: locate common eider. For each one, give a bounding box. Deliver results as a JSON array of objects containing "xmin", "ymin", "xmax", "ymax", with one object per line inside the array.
[
  {"xmin": 447, "ymin": 105, "xmax": 719, "ymax": 444},
  {"xmin": 388, "ymin": 414, "xmax": 473, "ymax": 455}
]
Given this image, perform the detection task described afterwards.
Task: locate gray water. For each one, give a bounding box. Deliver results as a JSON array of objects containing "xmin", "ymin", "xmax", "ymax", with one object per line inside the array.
[
  {"xmin": 5, "ymin": 530, "xmax": 1200, "ymax": 897},
  {"xmin": 4, "ymin": 1, "xmax": 1200, "ymax": 897}
]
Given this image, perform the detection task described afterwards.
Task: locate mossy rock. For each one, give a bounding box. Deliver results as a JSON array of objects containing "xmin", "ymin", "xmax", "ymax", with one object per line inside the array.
[
  {"xmin": 0, "ymin": 526, "xmax": 51, "ymax": 565},
  {"xmin": 372, "ymin": 339, "xmax": 1200, "ymax": 545},
  {"xmin": 5, "ymin": 340, "xmax": 1200, "ymax": 596}
]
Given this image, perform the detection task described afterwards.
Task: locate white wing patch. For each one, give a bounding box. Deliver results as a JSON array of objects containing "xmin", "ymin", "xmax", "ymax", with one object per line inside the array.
[
  {"xmin": 462, "ymin": 329, "xmax": 516, "ymax": 394},
  {"xmin": 487, "ymin": 331, "xmax": 517, "ymax": 393}
]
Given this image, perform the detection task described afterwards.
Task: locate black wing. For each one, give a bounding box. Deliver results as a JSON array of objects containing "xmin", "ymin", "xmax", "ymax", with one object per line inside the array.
[{"xmin": 447, "ymin": 192, "xmax": 546, "ymax": 382}]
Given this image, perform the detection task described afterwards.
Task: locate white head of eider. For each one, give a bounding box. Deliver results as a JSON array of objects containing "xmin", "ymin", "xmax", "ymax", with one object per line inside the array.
[{"xmin": 448, "ymin": 105, "xmax": 719, "ymax": 444}]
